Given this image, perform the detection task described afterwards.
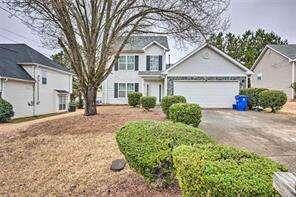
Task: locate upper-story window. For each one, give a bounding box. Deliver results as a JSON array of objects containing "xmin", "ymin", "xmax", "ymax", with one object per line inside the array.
[
  {"xmin": 257, "ymin": 73, "xmax": 262, "ymax": 80},
  {"xmin": 146, "ymin": 55, "xmax": 162, "ymax": 71},
  {"xmin": 41, "ymin": 70, "xmax": 47, "ymax": 84},
  {"xmin": 118, "ymin": 56, "xmax": 135, "ymax": 70}
]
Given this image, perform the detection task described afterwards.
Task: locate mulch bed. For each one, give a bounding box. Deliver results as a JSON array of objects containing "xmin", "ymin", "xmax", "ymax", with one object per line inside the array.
[{"xmin": 0, "ymin": 106, "xmax": 180, "ymax": 196}]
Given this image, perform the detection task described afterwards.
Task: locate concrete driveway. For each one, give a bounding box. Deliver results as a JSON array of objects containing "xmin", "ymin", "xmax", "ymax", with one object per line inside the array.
[{"xmin": 200, "ymin": 110, "xmax": 296, "ymax": 172}]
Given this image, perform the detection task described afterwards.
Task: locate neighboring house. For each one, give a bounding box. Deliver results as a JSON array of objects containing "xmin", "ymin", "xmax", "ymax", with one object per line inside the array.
[
  {"xmin": 0, "ymin": 44, "xmax": 73, "ymax": 118},
  {"xmin": 101, "ymin": 37, "xmax": 251, "ymax": 108},
  {"xmin": 251, "ymin": 45, "xmax": 296, "ymax": 100}
]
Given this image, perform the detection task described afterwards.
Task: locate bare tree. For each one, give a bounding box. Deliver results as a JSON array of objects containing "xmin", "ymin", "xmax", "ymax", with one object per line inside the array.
[{"xmin": 3, "ymin": 0, "xmax": 229, "ymax": 116}]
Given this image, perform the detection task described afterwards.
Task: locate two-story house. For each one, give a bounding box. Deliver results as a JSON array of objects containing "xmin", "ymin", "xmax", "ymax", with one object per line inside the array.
[
  {"xmin": 0, "ymin": 44, "xmax": 73, "ymax": 118},
  {"xmin": 101, "ymin": 36, "xmax": 252, "ymax": 108},
  {"xmin": 101, "ymin": 36, "xmax": 169, "ymax": 104}
]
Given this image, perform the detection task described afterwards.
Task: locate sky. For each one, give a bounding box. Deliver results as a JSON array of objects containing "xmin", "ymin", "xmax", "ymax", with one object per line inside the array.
[{"xmin": 0, "ymin": 0, "xmax": 295, "ymax": 63}]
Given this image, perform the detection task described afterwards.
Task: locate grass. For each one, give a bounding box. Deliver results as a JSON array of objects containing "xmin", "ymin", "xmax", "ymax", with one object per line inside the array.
[{"xmin": 9, "ymin": 112, "xmax": 68, "ymax": 123}]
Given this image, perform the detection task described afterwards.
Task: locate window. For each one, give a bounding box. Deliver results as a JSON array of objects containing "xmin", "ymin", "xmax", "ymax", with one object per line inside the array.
[
  {"xmin": 257, "ymin": 73, "xmax": 262, "ymax": 80},
  {"xmin": 118, "ymin": 55, "xmax": 135, "ymax": 70},
  {"xmin": 59, "ymin": 95, "xmax": 67, "ymax": 110},
  {"xmin": 149, "ymin": 56, "xmax": 159, "ymax": 71},
  {"xmin": 41, "ymin": 70, "xmax": 47, "ymax": 84},
  {"xmin": 118, "ymin": 83, "xmax": 135, "ymax": 98}
]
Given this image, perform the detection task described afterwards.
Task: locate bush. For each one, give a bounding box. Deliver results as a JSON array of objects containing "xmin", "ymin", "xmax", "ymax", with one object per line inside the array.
[
  {"xmin": 0, "ymin": 98, "xmax": 14, "ymax": 122},
  {"xmin": 240, "ymin": 88, "xmax": 268, "ymax": 109},
  {"xmin": 161, "ymin": 95, "xmax": 186, "ymax": 118},
  {"xmin": 68, "ymin": 101, "xmax": 76, "ymax": 112},
  {"xmin": 128, "ymin": 92, "xmax": 142, "ymax": 107},
  {"xmin": 116, "ymin": 121, "xmax": 213, "ymax": 185},
  {"xmin": 259, "ymin": 90, "xmax": 287, "ymax": 112},
  {"xmin": 169, "ymin": 103, "xmax": 202, "ymax": 127},
  {"xmin": 173, "ymin": 144, "xmax": 286, "ymax": 197},
  {"xmin": 140, "ymin": 96, "xmax": 156, "ymax": 110}
]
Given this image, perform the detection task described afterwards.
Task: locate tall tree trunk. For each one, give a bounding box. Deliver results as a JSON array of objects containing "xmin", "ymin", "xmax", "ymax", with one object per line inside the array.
[{"xmin": 84, "ymin": 86, "xmax": 98, "ymax": 116}]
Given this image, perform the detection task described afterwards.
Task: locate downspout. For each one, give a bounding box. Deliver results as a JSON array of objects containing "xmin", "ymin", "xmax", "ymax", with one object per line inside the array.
[
  {"xmin": 33, "ymin": 66, "xmax": 36, "ymax": 116},
  {"xmin": 292, "ymin": 61, "xmax": 295, "ymax": 100}
]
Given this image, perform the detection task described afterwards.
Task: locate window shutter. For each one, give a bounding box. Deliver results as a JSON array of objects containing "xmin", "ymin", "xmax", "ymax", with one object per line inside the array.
[
  {"xmin": 114, "ymin": 83, "xmax": 118, "ymax": 98},
  {"xmin": 146, "ymin": 55, "xmax": 150, "ymax": 71},
  {"xmin": 135, "ymin": 56, "xmax": 139, "ymax": 71},
  {"xmin": 114, "ymin": 58, "xmax": 118, "ymax": 71},
  {"xmin": 135, "ymin": 83, "xmax": 139, "ymax": 92},
  {"xmin": 159, "ymin": 55, "xmax": 163, "ymax": 71}
]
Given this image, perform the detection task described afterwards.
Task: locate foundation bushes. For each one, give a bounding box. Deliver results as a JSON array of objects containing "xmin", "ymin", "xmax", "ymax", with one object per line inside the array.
[
  {"xmin": 169, "ymin": 103, "xmax": 202, "ymax": 127},
  {"xmin": 116, "ymin": 121, "xmax": 213, "ymax": 186},
  {"xmin": 128, "ymin": 92, "xmax": 143, "ymax": 107},
  {"xmin": 259, "ymin": 90, "xmax": 287, "ymax": 112},
  {"xmin": 161, "ymin": 95, "xmax": 186, "ymax": 118},
  {"xmin": 173, "ymin": 144, "xmax": 286, "ymax": 197},
  {"xmin": 0, "ymin": 98, "xmax": 14, "ymax": 122},
  {"xmin": 140, "ymin": 96, "xmax": 156, "ymax": 110}
]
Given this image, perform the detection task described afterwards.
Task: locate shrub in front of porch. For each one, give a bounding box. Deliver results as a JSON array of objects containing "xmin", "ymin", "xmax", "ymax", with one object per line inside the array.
[
  {"xmin": 128, "ymin": 92, "xmax": 143, "ymax": 107},
  {"xmin": 116, "ymin": 121, "xmax": 213, "ymax": 186},
  {"xmin": 161, "ymin": 95, "xmax": 186, "ymax": 118},
  {"xmin": 169, "ymin": 103, "xmax": 202, "ymax": 127},
  {"xmin": 0, "ymin": 98, "xmax": 14, "ymax": 122},
  {"xmin": 173, "ymin": 144, "xmax": 287, "ymax": 197},
  {"xmin": 140, "ymin": 96, "xmax": 156, "ymax": 110}
]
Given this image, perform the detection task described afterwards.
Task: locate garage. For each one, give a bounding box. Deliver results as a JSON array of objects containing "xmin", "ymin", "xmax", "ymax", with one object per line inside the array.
[{"xmin": 174, "ymin": 81, "xmax": 239, "ymax": 108}]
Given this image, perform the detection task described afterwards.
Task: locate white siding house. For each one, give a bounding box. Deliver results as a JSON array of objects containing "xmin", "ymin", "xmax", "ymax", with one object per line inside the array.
[
  {"xmin": 101, "ymin": 37, "xmax": 251, "ymax": 108},
  {"xmin": 0, "ymin": 44, "xmax": 73, "ymax": 118}
]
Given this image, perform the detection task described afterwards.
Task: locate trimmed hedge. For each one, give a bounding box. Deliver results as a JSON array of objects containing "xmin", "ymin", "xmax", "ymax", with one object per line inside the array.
[
  {"xmin": 116, "ymin": 121, "xmax": 213, "ymax": 185},
  {"xmin": 0, "ymin": 98, "xmax": 14, "ymax": 122},
  {"xmin": 128, "ymin": 92, "xmax": 142, "ymax": 107},
  {"xmin": 259, "ymin": 90, "xmax": 287, "ymax": 112},
  {"xmin": 173, "ymin": 144, "xmax": 286, "ymax": 197},
  {"xmin": 161, "ymin": 95, "xmax": 186, "ymax": 118},
  {"xmin": 240, "ymin": 88, "xmax": 268, "ymax": 109},
  {"xmin": 140, "ymin": 96, "xmax": 156, "ymax": 110},
  {"xmin": 169, "ymin": 103, "xmax": 202, "ymax": 127}
]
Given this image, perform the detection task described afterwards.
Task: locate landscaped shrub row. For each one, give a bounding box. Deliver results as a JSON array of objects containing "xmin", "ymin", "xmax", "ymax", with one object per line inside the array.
[
  {"xmin": 116, "ymin": 120, "xmax": 286, "ymax": 195},
  {"xmin": 0, "ymin": 98, "xmax": 14, "ymax": 122},
  {"xmin": 169, "ymin": 103, "xmax": 202, "ymax": 127},
  {"xmin": 240, "ymin": 88, "xmax": 287, "ymax": 112},
  {"xmin": 173, "ymin": 144, "xmax": 286, "ymax": 196},
  {"xmin": 116, "ymin": 121, "xmax": 213, "ymax": 185},
  {"xmin": 161, "ymin": 95, "xmax": 186, "ymax": 118}
]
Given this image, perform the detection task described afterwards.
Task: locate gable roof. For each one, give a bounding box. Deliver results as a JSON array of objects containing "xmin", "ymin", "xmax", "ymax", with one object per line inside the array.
[
  {"xmin": 0, "ymin": 44, "xmax": 70, "ymax": 81},
  {"xmin": 122, "ymin": 36, "xmax": 169, "ymax": 51},
  {"xmin": 165, "ymin": 43, "xmax": 252, "ymax": 74},
  {"xmin": 0, "ymin": 46, "xmax": 34, "ymax": 81},
  {"xmin": 251, "ymin": 44, "xmax": 296, "ymax": 70}
]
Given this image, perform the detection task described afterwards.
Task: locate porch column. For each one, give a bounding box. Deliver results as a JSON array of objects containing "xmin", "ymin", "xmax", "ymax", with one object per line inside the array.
[{"xmin": 141, "ymin": 78, "xmax": 145, "ymax": 96}]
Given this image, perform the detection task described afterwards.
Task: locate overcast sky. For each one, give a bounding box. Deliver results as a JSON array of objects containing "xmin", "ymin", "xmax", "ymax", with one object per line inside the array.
[{"xmin": 0, "ymin": 0, "xmax": 295, "ymax": 63}]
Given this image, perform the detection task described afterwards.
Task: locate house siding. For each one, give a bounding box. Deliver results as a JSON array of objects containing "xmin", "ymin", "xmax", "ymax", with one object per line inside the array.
[{"xmin": 251, "ymin": 48, "xmax": 293, "ymax": 99}]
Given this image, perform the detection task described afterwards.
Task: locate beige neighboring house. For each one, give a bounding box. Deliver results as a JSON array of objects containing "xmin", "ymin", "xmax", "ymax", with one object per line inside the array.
[{"xmin": 251, "ymin": 45, "xmax": 296, "ymax": 100}]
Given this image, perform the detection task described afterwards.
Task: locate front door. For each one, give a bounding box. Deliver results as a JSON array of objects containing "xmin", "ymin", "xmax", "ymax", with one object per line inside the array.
[{"xmin": 145, "ymin": 81, "xmax": 163, "ymax": 103}]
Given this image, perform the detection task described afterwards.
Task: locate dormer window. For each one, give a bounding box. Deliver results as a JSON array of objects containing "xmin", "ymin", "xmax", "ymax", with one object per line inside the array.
[
  {"xmin": 146, "ymin": 55, "xmax": 163, "ymax": 71},
  {"xmin": 41, "ymin": 70, "xmax": 47, "ymax": 84}
]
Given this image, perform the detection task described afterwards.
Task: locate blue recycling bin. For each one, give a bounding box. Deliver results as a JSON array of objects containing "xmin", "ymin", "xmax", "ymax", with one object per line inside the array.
[{"xmin": 235, "ymin": 95, "xmax": 248, "ymax": 111}]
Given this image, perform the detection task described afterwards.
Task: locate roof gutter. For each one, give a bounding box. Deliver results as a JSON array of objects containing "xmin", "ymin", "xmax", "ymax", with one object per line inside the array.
[{"xmin": 19, "ymin": 62, "xmax": 74, "ymax": 75}]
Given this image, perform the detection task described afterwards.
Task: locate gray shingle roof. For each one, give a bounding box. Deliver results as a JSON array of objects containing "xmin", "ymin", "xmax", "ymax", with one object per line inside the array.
[
  {"xmin": 0, "ymin": 44, "xmax": 70, "ymax": 81},
  {"xmin": 268, "ymin": 44, "xmax": 296, "ymax": 60},
  {"xmin": 122, "ymin": 36, "xmax": 169, "ymax": 51}
]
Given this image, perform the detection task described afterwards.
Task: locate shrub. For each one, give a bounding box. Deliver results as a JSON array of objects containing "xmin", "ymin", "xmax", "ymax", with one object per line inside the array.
[
  {"xmin": 116, "ymin": 121, "xmax": 213, "ymax": 185},
  {"xmin": 259, "ymin": 90, "xmax": 287, "ymax": 112},
  {"xmin": 161, "ymin": 95, "xmax": 186, "ymax": 118},
  {"xmin": 169, "ymin": 103, "xmax": 202, "ymax": 127},
  {"xmin": 239, "ymin": 88, "xmax": 268, "ymax": 109},
  {"xmin": 128, "ymin": 92, "xmax": 142, "ymax": 107},
  {"xmin": 140, "ymin": 96, "xmax": 156, "ymax": 110},
  {"xmin": 68, "ymin": 101, "xmax": 76, "ymax": 112},
  {"xmin": 173, "ymin": 144, "xmax": 286, "ymax": 197},
  {"xmin": 0, "ymin": 98, "xmax": 14, "ymax": 122}
]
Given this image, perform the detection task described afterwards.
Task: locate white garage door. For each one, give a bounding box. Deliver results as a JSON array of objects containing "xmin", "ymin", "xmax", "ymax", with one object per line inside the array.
[{"xmin": 174, "ymin": 81, "xmax": 239, "ymax": 108}]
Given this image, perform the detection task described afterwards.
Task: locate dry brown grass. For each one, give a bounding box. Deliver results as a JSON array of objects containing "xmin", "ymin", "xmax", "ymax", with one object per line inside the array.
[{"xmin": 0, "ymin": 106, "xmax": 180, "ymax": 196}]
